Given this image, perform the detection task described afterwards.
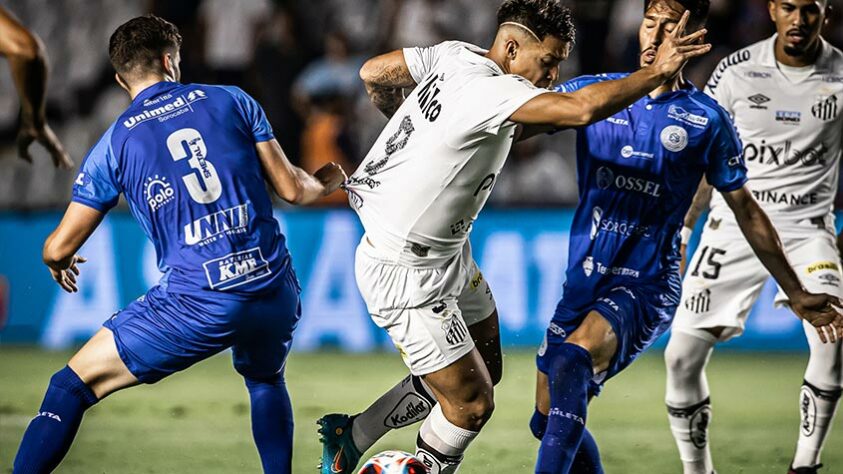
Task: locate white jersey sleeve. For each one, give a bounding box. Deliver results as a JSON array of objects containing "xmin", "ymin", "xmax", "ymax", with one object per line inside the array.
[{"xmin": 404, "ymin": 42, "xmax": 455, "ymax": 84}]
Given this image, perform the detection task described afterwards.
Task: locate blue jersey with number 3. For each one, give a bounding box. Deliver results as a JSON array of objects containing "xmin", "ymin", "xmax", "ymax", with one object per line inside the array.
[
  {"xmin": 72, "ymin": 81, "xmax": 288, "ymax": 296},
  {"xmin": 554, "ymin": 74, "xmax": 748, "ymax": 310}
]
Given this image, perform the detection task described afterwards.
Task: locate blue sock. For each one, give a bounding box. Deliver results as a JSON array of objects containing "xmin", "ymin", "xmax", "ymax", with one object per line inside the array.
[
  {"xmin": 535, "ymin": 343, "xmax": 593, "ymax": 474},
  {"xmin": 571, "ymin": 428, "xmax": 603, "ymax": 474},
  {"xmin": 13, "ymin": 366, "xmax": 99, "ymax": 474},
  {"xmin": 245, "ymin": 373, "xmax": 294, "ymax": 474},
  {"xmin": 530, "ymin": 408, "xmax": 549, "ymax": 439}
]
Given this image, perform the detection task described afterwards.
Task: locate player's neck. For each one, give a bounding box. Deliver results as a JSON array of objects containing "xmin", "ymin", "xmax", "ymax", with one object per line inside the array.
[
  {"xmin": 126, "ymin": 75, "xmax": 169, "ymax": 101},
  {"xmin": 649, "ymin": 74, "xmax": 683, "ymax": 99},
  {"xmin": 774, "ymin": 38, "xmax": 822, "ymax": 68}
]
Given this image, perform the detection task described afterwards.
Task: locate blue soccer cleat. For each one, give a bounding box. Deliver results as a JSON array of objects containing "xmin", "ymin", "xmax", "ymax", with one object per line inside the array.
[{"xmin": 317, "ymin": 414, "xmax": 362, "ymax": 474}]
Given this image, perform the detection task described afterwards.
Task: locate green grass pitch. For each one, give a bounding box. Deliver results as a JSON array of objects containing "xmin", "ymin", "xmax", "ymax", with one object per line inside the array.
[{"xmin": 1, "ymin": 348, "xmax": 840, "ymax": 473}]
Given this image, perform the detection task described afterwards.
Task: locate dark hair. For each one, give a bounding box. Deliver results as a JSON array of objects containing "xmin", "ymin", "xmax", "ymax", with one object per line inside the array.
[
  {"xmin": 109, "ymin": 15, "xmax": 182, "ymax": 79},
  {"xmin": 645, "ymin": 0, "xmax": 710, "ymax": 29},
  {"xmin": 497, "ymin": 0, "xmax": 576, "ymax": 44}
]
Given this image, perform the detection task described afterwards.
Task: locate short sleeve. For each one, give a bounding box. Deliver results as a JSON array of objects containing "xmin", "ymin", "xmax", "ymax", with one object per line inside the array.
[
  {"xmin": 704, "ymin": 58, "xmax": 736, "ymax": 115},
  {"xmin": 457, "ymin": 74, "xmax": 549, "ymax": 139},
  {"xmin": 403, "ymin": 42, "xmax": 453, "ymax": 84},
  {"xmin": 221, "ymin": 86, "xmax": 274, "ymax": 143},
  {"xmin": 553, "ymin": 74, "xmax": 619, "ymax": 94},
  {"xmin": 704, "ymin": 109, "xmax": 747, "ymax": 192},
  {"xmin": 71, "ymin": 125, "xmax": 121, "ymax": 212}
]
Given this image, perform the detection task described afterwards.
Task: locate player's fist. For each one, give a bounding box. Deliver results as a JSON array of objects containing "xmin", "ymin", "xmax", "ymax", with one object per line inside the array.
[
  {"xmin": 314, "ymin": 162, "xmax": 347, "ymax": 196},
  {"xmin": 789, "ymin": 291, "xmax": 843, "ymax": 343},
  {"xmin": 651, "ymin": 11, "xmax": 712, "ymax": 81},
  {"xmin": 17, "ymin": 121, "xmax": 73, "ymax": 169}
]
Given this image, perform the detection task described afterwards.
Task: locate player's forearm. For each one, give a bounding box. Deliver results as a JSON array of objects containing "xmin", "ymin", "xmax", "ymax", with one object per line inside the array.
[
  {"xmin": 730, "ymin": 192, "xmax": 805, "ymax": 298},
  {"xmin": 569, "ymin": 66, "xmax": 667, "ymax": 127},
  {"xmin": 683, "ymin": 177, "xmax": 713, "ymax": 229},
  {"xmin": 7, "ymin": 34, "xmax": 48, "ymax": 127},
  {"xmin": 289, "ymin": 167, "xmax": 332, "ymax": 205}
]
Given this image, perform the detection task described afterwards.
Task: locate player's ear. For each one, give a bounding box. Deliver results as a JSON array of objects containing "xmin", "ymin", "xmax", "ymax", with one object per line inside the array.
[
  {"xmin": 506, "ymin": 38, "xmax": 519, "ymax": 61},
  {"xmin": 767, "ymin": 0, "xmax": 777, "ymax": 22},
  {"xmin": 114, "ymin": 73, "xmax": 130, "ymax": 93}
]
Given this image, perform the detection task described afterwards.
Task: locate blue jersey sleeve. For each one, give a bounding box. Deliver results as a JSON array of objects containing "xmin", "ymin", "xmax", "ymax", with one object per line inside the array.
[
  {"xmin": 221, "ymin": 86, "xmax": 274, "ymax": 143},
  {"xmin": 704, "ymin": 109, "xmax": 748, "ymax": 192},
  {"xmin": 71, "ymin": 125, "xmax": 121, "ymax": 212},
  {"xmin": 553, "ymin": 73, "xmax": 628, "ymax": 94}
]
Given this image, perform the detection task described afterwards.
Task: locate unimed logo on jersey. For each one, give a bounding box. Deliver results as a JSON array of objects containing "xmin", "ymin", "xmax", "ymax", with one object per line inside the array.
[
  {"xmin": 184, "ymin": 203, "xmax": 250, "ymax": 245},
  {"xmin": 812, "ymin": 95, "xmax": 838, "ymax": 121},
  {"xmin": 123, "ymin": 90, "xmax": 207, "ymax": 129},
  {"xmin": 203, "ymin": 247, "xmax": 271, "ymax": 291}
]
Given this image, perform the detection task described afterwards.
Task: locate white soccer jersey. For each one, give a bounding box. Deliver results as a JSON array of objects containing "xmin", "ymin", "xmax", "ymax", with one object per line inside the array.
[
  {"xmin": 705, "ymin": 35, "xmax": 843, "ymax": 234},
  {"xmin": 346, "ymin": 41, "xmax": 547, "ymax": 265}
]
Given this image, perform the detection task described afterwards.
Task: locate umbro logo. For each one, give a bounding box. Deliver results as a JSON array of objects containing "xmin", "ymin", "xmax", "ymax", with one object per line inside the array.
[{"xmin": 748, "ymin": 94, "xmax": 770, "ymax": 109}]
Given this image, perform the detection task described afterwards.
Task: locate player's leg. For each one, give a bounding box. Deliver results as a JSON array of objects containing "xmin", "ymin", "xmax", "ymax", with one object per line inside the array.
[
  {"xmin": 532, "ymin": 370, "xmax": 603, "ymax": 474},
  {"xmin": 666, "ymin": 230, "xmax": 766, "ymax": 474},
  {"xmin": 343, "ymin": 310, "xmax": 499, "ymax": 458},
  {"xmin": 232, "ymin": 269, "xmax": 302, "ymax": 474},
  {"xmin": 784, "ymin": 235, "xmax": 843, "ymax": 472},
  {"xmin": 13, "ymin": 327, "xmax": 138, "ymax": 473},
  {"xmin": 664, "ymin": 327, "xmax": 720, "ymax": 474},
  {"xmin": 415, "ymin": 347, "xmax": 495, "ymax": 474}
]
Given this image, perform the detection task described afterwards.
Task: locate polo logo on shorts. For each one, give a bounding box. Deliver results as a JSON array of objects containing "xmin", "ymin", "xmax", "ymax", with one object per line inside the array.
[
  {"xmin": 203, "ymin": 247, "xmax": 271, "ymax": 291},
  {"xmin": 806, "ymin": 261, "xmax": 839, "ymax": 274},
  {"xmin": 443, "ymin": 316, "xmax": 468, "ymax": 346}
]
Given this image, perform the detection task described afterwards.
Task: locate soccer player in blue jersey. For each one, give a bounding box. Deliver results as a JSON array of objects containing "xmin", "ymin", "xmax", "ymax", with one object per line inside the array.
[
  {"xmin": 12, "ymin": 15, "xmax": 345, "ymax": 474},
  {"xmin": 530, "ymin": 2, "xmax": 843, "ymax": 473}
]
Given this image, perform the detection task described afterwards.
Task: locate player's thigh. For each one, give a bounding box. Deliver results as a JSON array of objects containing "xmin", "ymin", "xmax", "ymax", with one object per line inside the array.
[
  {"xmin": 231, "ymin": 270, "xmax": 302, "ymax": 379},
  {"xmin": 674, "ymin": 231, "xmax": 768, "ymax": 340},
  {"xmin": 68, "ymin": 327, "xmax": 139, "ymax": 399},
  {"xmin": 566, "ymin": 310, "xmax": 618, "ymax": 374}
]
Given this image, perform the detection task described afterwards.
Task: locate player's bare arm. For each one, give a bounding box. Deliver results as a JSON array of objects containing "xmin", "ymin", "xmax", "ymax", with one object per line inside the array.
[
  {"xmin": 256, "ymin": 139, "xmax": 347, "ymax": 205},
  {"xmin": 0, "ymin": 6, "xmax": 72, "ymax": 169},
  {"xmin": 723, "ymin": 186, "xmax": 843, "ymax": 342},
  {"xmin": 42, "ymin": 203, "xmax": 104, "ymax": 293},
  {"xmin": 678, "ymin": 176, "xmax": 714, "ymax": 272},
  {"xmin": 359, "ymin": 50, "xmax": 416, "ymax": 119},
  {"xmin": 510, "ymin": 11, "xmax": 709, "ymax": 128}
]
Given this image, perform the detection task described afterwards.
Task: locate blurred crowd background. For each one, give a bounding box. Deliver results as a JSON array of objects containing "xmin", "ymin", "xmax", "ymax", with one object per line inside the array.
[{"xmin": 0, "ymin": 0, "xmax": 842, "ymax": 209}]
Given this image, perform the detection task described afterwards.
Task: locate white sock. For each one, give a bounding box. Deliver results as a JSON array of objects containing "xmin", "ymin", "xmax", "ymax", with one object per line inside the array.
[
  {"xmin": 351, "ymin": 374, "xmax": 436, "ymax": 453},
  {"xmin": 793, "ymin": 321, "xmax": 843, "ymax": 468},
  {"xmin": 415, "ymin": 404, "xmax": 479, "ymax": 474},
  {"xmin": 665, "ymin": 329, "xmax": 717, "ymax": 474}
]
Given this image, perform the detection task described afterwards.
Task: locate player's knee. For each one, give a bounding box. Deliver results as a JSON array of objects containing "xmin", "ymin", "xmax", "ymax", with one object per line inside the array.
[
  {"xmin": 664, "ymin": 336, "xmax": 707, "ymax": 381},
  {"xmin": 445, "ymin": 388, "xmax": 495, "ymax": 430}
]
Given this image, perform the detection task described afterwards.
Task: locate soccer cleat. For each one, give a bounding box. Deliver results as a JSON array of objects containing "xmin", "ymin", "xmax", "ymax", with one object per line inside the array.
[
  {"xmin": 788, "ymin": 464, "xmax": 823, "ymax": 474},
  {"xmin": 317, "ymin": 414, "xmax": 362, "ymax": 474}
]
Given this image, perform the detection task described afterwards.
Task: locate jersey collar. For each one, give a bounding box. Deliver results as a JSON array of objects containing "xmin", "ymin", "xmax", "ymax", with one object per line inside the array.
[
  {"xmin": 132, "ymin": 81, "xmax": 181, "ymax": 105},
  {"xmin": 644, "ymin": 80, "xmax": 697, "ymax": 104}
]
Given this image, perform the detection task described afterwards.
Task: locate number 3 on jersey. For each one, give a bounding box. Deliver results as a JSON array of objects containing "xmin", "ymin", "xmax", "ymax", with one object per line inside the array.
[{"xmin": 166, "ymin": 128, "xmax": 222, "ymax": 203}]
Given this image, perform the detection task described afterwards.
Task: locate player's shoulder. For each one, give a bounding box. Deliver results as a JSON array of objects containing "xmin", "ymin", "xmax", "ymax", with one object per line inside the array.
[
  {"xmin": 820, "ymin": 39, "xmax": 843, "ymax": 74},
  {"xmin": 684, "ymin": 88, "xmax": 733, "ymax": 129},
  {"xmin": 554, "ymin": 73, "xmax": 629, "ymax": 93},
  {"xmin": 707, "ymin": 37, "xmax": 772, "ymax": 90}
]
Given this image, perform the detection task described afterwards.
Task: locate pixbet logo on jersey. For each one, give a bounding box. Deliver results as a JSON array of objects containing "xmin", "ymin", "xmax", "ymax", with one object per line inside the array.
[
  {"xmin": 203, "ymin": 247, "xmax": 271, "ymax": 291},
  {"xmin": 145, "ymin": 175, "xmax": 175, "ymax": 211},
  {"xmin": 596, "ymin": 166, "xmax": 662, "ymax": 197}
]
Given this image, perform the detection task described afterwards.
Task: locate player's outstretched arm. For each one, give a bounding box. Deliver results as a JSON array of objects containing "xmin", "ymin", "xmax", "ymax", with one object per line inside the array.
[
  {"xmin": 510, "ymin": 11, "xmax": 710, "ymax": 129},
  {"xmin": 43, "ymin": 203, "xmax": 104, "ymax": 293},
  {"xmin": 724, "ymin": 186, "xmax": 843, "ymax": 342},
  {"xmin": 256, "ymin": 139, "xmax": 347, "ymax": 205},
  {"xmin": 359, "ymin": 50, "xmax": 417, "ymax": 119},
  {"xmin": 0, "ymin": 6, "xmax": 72, "ymax": 169}
]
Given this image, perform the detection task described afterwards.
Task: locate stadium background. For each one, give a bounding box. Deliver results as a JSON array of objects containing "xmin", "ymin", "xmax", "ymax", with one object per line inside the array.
[{"xmin": 1, "ymin": 0, "xmax": 842, "ymax": 473}]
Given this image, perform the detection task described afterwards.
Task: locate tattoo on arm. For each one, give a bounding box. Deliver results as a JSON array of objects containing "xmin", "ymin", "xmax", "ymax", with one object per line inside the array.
[
  {"xmin": 363, "ymin": 61, "xmax": 415, "ymax": 119},
  {"xmin": 684, "ymin": 177, "xmax": 714, "ymax": 229}
]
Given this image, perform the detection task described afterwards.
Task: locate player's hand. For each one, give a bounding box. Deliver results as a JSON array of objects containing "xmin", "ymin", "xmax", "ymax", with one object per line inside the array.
[
  {"xmin": 651, "ymin": 11, "xmax": 711, "ymax": 81},
  {"xmin": 789, "ymin": 291, "xmax": 843, "ymax": 343},
  {"xmin": 17, "ymin": 120, "xmax": 73, "ymax": 169},
  {"xmin": 48, "ymin": 255, "xmax": 87, "ymax": 293},
  {"xmin": 314, "ymin": 162, "xmax": 347, "ymax": 196}
]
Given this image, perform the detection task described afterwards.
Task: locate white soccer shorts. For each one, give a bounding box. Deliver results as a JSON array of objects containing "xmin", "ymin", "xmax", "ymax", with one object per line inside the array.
[
  {"xmin": 673, "ymin": 219, "xmax": 843, "ymax": 341},
  {"xmin": 354, "ymin": 237, "xmax": 497, "ymax": 375}
]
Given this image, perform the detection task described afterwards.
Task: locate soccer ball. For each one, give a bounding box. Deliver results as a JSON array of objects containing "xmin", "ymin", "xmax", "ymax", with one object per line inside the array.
[{"xmin": 357, "ymin": 450, "xmax": 427, "ymax": 474}]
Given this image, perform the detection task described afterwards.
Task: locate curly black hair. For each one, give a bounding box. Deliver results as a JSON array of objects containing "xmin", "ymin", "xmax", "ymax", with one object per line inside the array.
[
  {"xmin": 497, "ymin": 0, "xmax": 576, "ymax": 44},
  {"xmin": 645, "ymin": 0, "xmax": 710, "ymax": 29},
  {"xmin": 109, "ymin": 15, "xmax": 182, "ymax": 79}
]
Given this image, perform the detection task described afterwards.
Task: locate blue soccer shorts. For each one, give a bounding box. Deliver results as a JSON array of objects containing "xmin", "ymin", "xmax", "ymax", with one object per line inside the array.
[
  {"xmin": 104, "ymin": 266, "xmax": 301, "ymax": 383},
  {"xmin": 536, "ymin": 281, "xmax": 680, "ymax": 394}
]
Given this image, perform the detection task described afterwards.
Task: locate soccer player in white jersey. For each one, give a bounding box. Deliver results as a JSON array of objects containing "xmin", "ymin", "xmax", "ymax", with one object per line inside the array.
[
  {"xmin": 316, "ymin": 0, "xmax": 713, "ymax": 472},
  {"xmin": 665, "ymin": 1, "xmax": 843, "ymax": 473}
]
